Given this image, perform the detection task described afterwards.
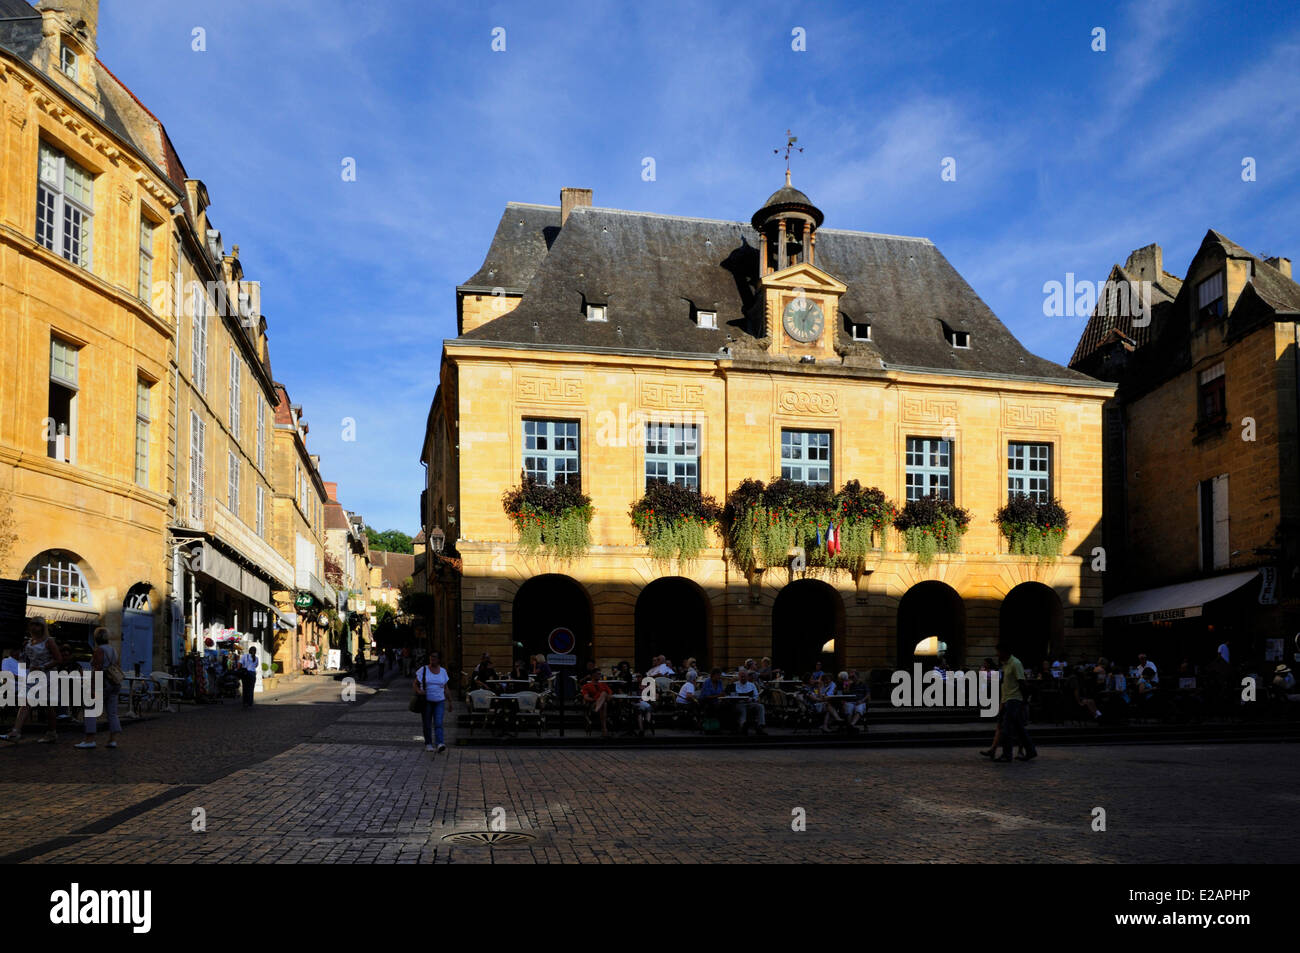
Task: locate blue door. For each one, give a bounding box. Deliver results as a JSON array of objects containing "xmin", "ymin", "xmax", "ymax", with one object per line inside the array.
[{"xmin": 120, "ymin": 610, "xmax": 153, "ymax": 676}]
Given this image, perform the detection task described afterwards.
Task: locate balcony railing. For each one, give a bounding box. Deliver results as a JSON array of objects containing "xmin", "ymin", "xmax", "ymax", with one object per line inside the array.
[{"xmin": 176, "ymin": 494, "xmax": 295, "ymax": 589}]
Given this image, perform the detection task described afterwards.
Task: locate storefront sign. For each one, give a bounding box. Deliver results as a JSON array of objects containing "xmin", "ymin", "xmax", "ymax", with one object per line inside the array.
[
  {"xmin": 1125, "ymin": 607, "xmax": 1198, "ymax": 624},
  {"xmin": 294, "ymin": 593, "xmax": 314, "ymax": 611},
  {"xmin": 1259, "ymin": 567, "xmax": 1278, "ymax": 605}
]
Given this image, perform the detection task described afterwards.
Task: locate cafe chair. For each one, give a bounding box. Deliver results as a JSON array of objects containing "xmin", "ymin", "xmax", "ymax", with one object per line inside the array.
[
  {"xmin": 515, "ymin": 691, "xmax": 544, "ymax": 736},
  {"xmin": 466, "ymin": 689, "xmax": 495, "ymax": 735}
]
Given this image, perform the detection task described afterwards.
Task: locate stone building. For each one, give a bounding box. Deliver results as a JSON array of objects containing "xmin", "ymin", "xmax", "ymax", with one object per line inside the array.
[
  {"xmin": 419, "ymin": 180, "xmax": 1114, "ymax": 679},
  {"xmin": 269, "ymin": 383, "xmax": 334, "ymax": 673},
  {"xmin": 0, "ymin": 0, "xmax": 183, "ymax": 661},
  {"xmin": 1070, "ymin": 232, "xmax": 1300, "ymax": 667}
]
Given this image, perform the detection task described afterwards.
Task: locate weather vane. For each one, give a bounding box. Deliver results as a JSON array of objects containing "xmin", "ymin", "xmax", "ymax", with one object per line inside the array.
[{"xmin": 774, "ymin": 129, "xmax": 803, "ymax": 173}]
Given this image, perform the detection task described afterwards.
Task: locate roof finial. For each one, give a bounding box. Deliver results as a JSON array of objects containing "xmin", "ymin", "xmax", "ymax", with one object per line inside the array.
[{"xmin": 774, "ymin": 129, "xmax": 803, "ymax": 177}]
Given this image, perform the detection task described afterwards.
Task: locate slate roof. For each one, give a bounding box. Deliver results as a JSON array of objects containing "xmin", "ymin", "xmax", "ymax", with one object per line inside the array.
[
  {"xmin": 1070, "ymin": 229, "xmax": 1300, "ymax": 391},
  {"xmin": 457, "ymin": 203, "xmax": 1095, "ymax": 384},
  {"xmin": 460, "ymin": 203, "xmax": 561, "ymax": 292}
]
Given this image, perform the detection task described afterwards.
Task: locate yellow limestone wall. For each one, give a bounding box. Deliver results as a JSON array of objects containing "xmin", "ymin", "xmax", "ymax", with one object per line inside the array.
[
  {"xmin": 440, "ymin": 344, "xmax": 1111, "ymax": 672},
  {"xmin": 0, "ymin": 54, "xmax": 181, "ymax": 651}
]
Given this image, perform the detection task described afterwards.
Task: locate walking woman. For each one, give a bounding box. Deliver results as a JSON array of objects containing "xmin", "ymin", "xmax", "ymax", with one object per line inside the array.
[
  {"xmin": 76, "ymin": 627, "xmax": 122, "ymax": 749},
  {"xmin": 414, "ymin": 651, "xmax": 451, "ymax": 753}
]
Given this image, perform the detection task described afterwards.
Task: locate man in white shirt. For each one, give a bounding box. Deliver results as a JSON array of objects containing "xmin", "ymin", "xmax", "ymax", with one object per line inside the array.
[
  {"xmin": 732, "ymin": 670, "xmax": 767, "ymax": 736},
  {"xmin": 238, "ymin": 646, "xmax": 259, "ymax": 707},
  {"xmin": 1137, "ymin": 653, "xmax": 1158, "ymax": 684},
  {"xmin": 646, "ymin": 656, "xmax": 674, "ymax": 678},
  {"xmin": 676, "ymin": 673, "xmax": 696, "ymax": 705}
]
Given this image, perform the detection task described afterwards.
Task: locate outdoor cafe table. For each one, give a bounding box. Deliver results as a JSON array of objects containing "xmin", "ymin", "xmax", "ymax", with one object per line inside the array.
[
  {"xmin": 154, "ymin": 673, "xmax": 183, "ymax": 711},
  {"xmin": 119, "ymin": 675, "xmax": 153, "ymax": 719}
]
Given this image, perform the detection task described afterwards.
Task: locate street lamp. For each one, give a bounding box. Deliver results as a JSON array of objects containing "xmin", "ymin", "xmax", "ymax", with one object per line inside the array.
[{"xmin": 430, "ymin": 526, "xmax": 445, "ymax": 554}]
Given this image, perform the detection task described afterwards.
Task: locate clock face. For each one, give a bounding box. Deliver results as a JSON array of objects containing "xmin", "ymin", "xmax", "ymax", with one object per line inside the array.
[{"xmin": 783, "ymin": 297, "xmax": 825, "ymax": 344}]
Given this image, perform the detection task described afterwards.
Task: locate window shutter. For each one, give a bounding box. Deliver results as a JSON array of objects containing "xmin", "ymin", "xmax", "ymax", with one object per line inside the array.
[{"xmin": 1212, "ymin": 474, "xmax": 1230, "ymax": 569}]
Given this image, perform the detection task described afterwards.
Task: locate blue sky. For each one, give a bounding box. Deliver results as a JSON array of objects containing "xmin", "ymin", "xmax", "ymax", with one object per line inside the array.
[{"xmin": 101, "ymin": 0, "xmax": 1300, "ymax": 533}]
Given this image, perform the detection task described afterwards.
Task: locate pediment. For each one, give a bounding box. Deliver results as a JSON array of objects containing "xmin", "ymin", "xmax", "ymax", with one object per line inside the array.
[{"xmin": 761, "ymin": 262, "xmax": 847, "ymax": 295}]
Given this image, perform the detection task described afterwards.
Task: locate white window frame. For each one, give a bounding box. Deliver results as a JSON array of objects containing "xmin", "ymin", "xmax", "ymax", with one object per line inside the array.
[
  {"xmin": 1197, "ymin": 475, "xmax": 1230, "ymax": 571},
  {"xmin": 27, "ymin": 555, "xmax": 90, "ymax": 605},
  {"xmin": 905, "ymin": 436, "xmax": 953, "ymax": 501},
  {"xmin": 189, "ymin": 411, "xmax": 206, "ymax": 513},
  {"xmin": 36, "ymin": 142, "xmax": 93, "ymax": 268},
  {"xmin": 780, "ymin": 429, "xmax": 832, "ymax": 486},
  {"xmin": 697, "ymin": 309, "xmax": 717, "ymax": 329},
  {"xmin": 1007, "ymin": 442, "xmax": 1051, "ymax": 502},
  {"xmin": 586, "ymin": 304, "xmax": 607, "ymax": 322},
  {"xmin": 228, "ymin": 450, "xmax": 240, "ymax": 513},
  {"xmin": 48, "ymin": 336, "xmax": 79, "ymax": 464},
  {"xmin": 256, "ymin": 484, "xmax": 265, "ymax": 537},
  {"xmin": 59, "ymin": 41, "xmax": 78, "ymax": 80},
  {"xmin": 645, "ymin": 422, "xmax": 700, "ymax": 489},
  {"xmin": 191, "ymin": 286, "xmax": 208, "ymax": 394},
  {"xmin": 138, "ymin": 216, "xmax": 154, "ymax": 303},
  {"xmin": 523, "ymin": 418, "xmax": 581, "ymax": 486},
  {"xmin": 135, "ymin": 377, "xmax": 151, "ymax": 487},
  {"xmin": 256, "ymin": 399, "xmax": 266, "ymax": 471},
  {"xmin": 851, "ymin": 322, "xmax": 871, "ymax": 341},
  {"xmin": 228, "ymin": 348, "xmax": 241, "ymax": 438}
]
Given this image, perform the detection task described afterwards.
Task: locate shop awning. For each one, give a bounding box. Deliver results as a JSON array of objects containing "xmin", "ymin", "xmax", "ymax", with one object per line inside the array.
[
  {"xmin": 194, "ymin": 543, "xmax": 272, "ymax": 606},
  {"xmin": 1103, "ymin": 570, "xmax": 1260, "ymax": 624},
  {"xmin": 274, "ymin": 609, "xmax": 299, "ymax": 631},
  {"xmin": 25, "ymin": 603, "xmax": 100, "ymax": 625}
]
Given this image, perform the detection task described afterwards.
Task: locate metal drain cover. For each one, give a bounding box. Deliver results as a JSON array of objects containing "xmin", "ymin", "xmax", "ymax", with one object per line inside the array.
[{"xmin": 441, "ymin": 830, "xmax": 536, "ymax": 846}]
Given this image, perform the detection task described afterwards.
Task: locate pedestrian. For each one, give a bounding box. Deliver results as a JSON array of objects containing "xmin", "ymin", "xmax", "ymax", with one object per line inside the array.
[
  {"xmin": 76, "ymin": 627, "xmax": 122, "ymax": 749},
  {"xmin": 414, "ymin": 650, "xmax": 452, "ymax": 753},
  {"xmin": 238, "ymin": 644, "xmax": 259, "ymax": 707},
  {"xmin": 994, "ymin": 642, "xmax": 1036, "ymax": 762},
  {"xmin": 3, "ymin": 619, "xmax": 63, "ymax": 743}
]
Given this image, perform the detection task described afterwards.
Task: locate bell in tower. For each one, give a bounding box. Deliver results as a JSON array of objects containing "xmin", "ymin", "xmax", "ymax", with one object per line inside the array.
[{"xmin": 752, "ymin": 169, "xmax": 825, "ymax": 277}]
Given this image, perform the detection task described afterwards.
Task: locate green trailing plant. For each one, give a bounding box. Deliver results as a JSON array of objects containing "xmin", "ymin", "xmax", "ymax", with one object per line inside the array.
[
  {"xmin": 502, "ymin": 477, "xmax": 593, "ymax": 560},
  {"xmin": 629, "ymin": 482, "xmax": 722, "ymax": 561},
  {"xmin": 995, "ymin": 494, "xmax": 1069, "ymax": 559},
  {"xmin": 893, "ymin": 494, "xmax": 971, "ymax": 566},
  {"xmin": 722, "ymin": 478, "xmax": 897, "ymax": 574}
]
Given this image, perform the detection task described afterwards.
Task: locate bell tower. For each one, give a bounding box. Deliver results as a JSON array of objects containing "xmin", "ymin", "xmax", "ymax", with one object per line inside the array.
[{"xmin": 752, "ymin": 171, "xmax": 845, "ymax": 362}]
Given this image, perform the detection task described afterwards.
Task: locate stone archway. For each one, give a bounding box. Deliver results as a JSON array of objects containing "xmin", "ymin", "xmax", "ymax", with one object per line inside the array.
[
  {"xmin": 772, "ymin": 579, "xmax": 844, "ymax": 677},
  {"xmin": 511, "ymin": 574, "xmax": 593, "ymax": 668},
  {"xmin": 999, "ymin": 582, "xmax": 1064, "ymax": 671},
  {"xmin": 896, "ymin": 580, "xmax": 966, "ymax": 668},
  {"xmin": 634, "ymin": 577, "xmax": 712, "ymax": 670}
]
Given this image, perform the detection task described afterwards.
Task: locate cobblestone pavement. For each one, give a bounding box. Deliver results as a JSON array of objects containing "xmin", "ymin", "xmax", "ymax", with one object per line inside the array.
[{"xmin": 3, "ymin": 671, "xmax": 1296, "ymax": 863}]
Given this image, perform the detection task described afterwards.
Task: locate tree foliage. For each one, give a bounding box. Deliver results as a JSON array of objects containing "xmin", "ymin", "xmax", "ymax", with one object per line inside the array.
[{"xmin": 365, "ymin": 526, "xmax": 414, "ymax": 554}]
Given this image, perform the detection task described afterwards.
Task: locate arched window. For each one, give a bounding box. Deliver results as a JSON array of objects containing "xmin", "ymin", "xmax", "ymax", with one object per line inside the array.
[{"xmin": 24, "ymin": 552, "xmax": 91, "ymax": 606}]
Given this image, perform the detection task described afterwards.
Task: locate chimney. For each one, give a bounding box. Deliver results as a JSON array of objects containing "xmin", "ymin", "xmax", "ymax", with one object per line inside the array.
[
  {"xmin": 1265, "ymin": 256, "xmax": 1292, "ymax": 280},
  {"xmin": 560, "ymin": 187, "xmax": 592, "ymax": 226},
  {"xmin": 324, "ymin": 481, "xmax": 339, "ymax": 503},
  {"xmin": 36, "ymin": 1, "xmax": 98, "ymax": 53},
  {"xmin": 1123, "ymin": 243, "xmax": 1163, "ymax": 285}
]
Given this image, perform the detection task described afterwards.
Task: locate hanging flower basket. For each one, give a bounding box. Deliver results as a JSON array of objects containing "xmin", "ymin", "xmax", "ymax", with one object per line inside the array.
[
  {"xmin": 893, "ymin": 494, "xmax": 971, "ymax": 566},
  {"xmin": 995, "ymin": 494, "xmax": 1070, "ymax": 560},
  {"xmin": 502, "ymin": 477, "xmax": 593, "ymax": 560},
  {"xmin": 722, "ymin": 478, "xmax": 896, "ymax": 574},
  {"xmin": 628, "ymin": 482, "xmax": 721, "ymax": 562}
]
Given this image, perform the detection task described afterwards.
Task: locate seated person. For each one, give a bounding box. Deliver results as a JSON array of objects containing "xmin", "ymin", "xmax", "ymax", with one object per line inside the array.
[
  {"xmin": 699, "ymin": 667, "xmax": 727, "ymax": 716},
  {"xmin": 1105, "ymin": 664, "xmax": 1129, "ymax": 703},
  {"xmin": 611, "ymin": 659, "xmax": 635, "ymax": 688},
  {"xmin": 844, "ymin": 670, "xmax": 869, "ymax": 730},
  {"xmin": 509, "ymin": 659, "xmax": 530, "ymax": 684},
  {"xmin": 731, "ymin": 670, "xmax": 767, "ymax": 736},
  {"xmin": 646, "ymin": 655, "xmax": 675, "ymax": 678},
  {"xmin": 682, "ymin": 657, "xmax": 699, "ymax": 681},
  {"xmin": 1069, "ymin": 669, "xmax": 1102, "ymax": 720},
  {"xmin": 1272, "ymin": 664, "xmax": 1299, "ymax": 703},
  {"xmin": 471, "ymin": 653, "xmax": 498, "ymax": 692},
  {"xmin": 529, "ymin": 654, "xmax": 552, "ymax": 689},
  {"xmin": 580, "ymin": 672, "xmax": 613, "ymax": 737},
  {"xmin": 1136, "ymin": 667, "xmax": 1158, "ymax": 707},
  {"xmin": 676, "ymin": 672, "xmax": 697, "ymax": 706},
  {"xmin": 814, "ymin": 674, "xmax": 842, "ymax": 732}
]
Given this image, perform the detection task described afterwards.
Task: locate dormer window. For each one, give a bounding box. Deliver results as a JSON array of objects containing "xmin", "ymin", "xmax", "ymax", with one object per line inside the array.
[
  {"xmin": 943, "ymin": 324, "xmax": 970, "ymax": 348},
  {"xmin": 850, "ymin": 321, "xmax": 871, "ymax": 341},
  {"xmin": 586, "ymin": 304, "xmax": 607, "ymax": 322},
  {"xmin": 697, "ymin": 309, "xmax": 717, "ymax": 329},
  {"xmin": 1197, "ymin": 272, "xmax": 1226, "ymax": 322},
  {"xmin": 59, "ymin": 41, "xmax": 78, "ymax": 81}
]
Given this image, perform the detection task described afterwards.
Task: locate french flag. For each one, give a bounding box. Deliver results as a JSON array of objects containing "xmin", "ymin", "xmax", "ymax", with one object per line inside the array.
[{"xmin": 827, "ymin": 524, "xmax": 840, "ymax": 555}]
